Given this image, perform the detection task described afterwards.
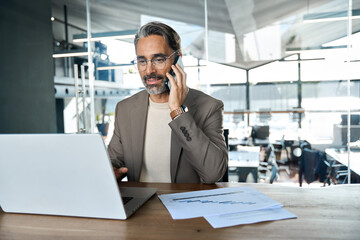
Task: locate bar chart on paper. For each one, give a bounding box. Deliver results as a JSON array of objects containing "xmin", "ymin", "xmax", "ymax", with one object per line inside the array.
[
  {"xmin": 158, "ymin": 187, "xmax": 282, "ymax": 219},
  {"xmin": 173, "ymin": 191, "xmax": 256, "ymax": 205}
]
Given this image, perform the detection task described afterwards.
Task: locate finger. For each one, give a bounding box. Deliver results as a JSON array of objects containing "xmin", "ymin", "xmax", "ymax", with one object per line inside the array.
[
  {"xmin": 176, "ymin": 63, "xmax": 186, "ymax": 76},
  {"xmin": 114, "ymin": 169, "xmax": 121, "ymax": 179},
  {"xmin": 181, "ymin": 70, "xmax": 187, "ymax": 89},
  {"xmin": 175, "ymin": 64, "xmax": 187, "ymax": 88},
  {"xmin": 166, "ymin": 72, "xmax": 177, "ymax": 90},
  {"xmin": 171, "ymin": 65, "xmax": 183, "ymax": 87},
  {"xmin": 113, "ymin": 167, "xmax": 128, "ymax": 179}
]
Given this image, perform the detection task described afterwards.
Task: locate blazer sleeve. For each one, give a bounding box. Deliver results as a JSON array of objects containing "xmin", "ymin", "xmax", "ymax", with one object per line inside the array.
[
  {"xmin": 168, "ymin": 99, "xmax": 228, "ymax": 184},
  {"xmin": 107, "ymin": 102, "xmax": 126, "ymax": 169}
]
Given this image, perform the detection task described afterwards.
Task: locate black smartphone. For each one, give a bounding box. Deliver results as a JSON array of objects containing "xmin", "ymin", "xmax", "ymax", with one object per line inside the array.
[{"xmin": 165, "ymin": 55, "xmax": 184, "ymax": 91}]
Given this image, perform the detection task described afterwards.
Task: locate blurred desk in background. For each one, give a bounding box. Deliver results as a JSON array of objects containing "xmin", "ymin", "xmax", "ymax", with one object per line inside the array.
[
  {"xmin": 228, "ymin": 138, "xmax": 250, "ymax": 150},
  {"xmin": 325, "ymin": 148, "xmax": 360, "ymax": 176},
  {"xmin": 229, "ymin": 146, "xmax": 260, "ymax": 182}
]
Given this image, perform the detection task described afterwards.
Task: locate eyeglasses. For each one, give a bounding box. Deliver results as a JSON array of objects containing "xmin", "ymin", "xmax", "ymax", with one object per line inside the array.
[{"xmin": 132, "ymin": 51, "xmax": 178, "ymax": 72}]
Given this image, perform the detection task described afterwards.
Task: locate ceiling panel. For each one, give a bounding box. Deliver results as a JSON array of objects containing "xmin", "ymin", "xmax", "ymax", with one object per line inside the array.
[{"xmin": 51, "ymin": 0, "xmax": 360, "ymax": 70}]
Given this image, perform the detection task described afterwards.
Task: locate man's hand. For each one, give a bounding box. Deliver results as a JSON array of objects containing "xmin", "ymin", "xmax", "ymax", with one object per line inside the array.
[
  {"xmin": 166, "ymin": 63, "xmax": 187, "ymax": 111},
  {"xmin": 113, "ymin": 166, "xmax": 128, "ymax": 179}
]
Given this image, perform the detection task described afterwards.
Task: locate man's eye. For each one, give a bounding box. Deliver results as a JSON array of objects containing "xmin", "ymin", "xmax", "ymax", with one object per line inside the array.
[
  {"xmin": 137, "ymin": 59, "xmax": 146, "ymax": 65},
  {"xmin": 153, "ymin": 58, "xmax": 165, "ymax": 64}
]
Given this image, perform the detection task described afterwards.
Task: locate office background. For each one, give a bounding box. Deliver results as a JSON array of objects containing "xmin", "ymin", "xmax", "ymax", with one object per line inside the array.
[{"xmin": 1, "ymin": 0, "xmax": 359, "ymax": 184}]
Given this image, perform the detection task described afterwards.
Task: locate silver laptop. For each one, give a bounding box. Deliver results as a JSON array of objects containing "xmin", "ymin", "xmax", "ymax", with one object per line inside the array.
[{"xmin": 0, "ymin": 133, "xmax": 156, "ymax": 220}]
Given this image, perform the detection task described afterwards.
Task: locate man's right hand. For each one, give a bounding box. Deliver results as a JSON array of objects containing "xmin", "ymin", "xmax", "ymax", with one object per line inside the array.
[{"xmin": 113, "ymin": 167, "xmax": 128, "ymax": 179}]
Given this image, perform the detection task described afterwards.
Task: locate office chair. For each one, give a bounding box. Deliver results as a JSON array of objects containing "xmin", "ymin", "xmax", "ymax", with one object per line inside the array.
[
  {"xmin": 266, "ymin": 144, "xmax": 279, "ymax": 183},
  {"xmin": 258, "ymin": 137, "xmax": 292, "ymax": 184},
  {"xmin": 299, "ymin": 148, "xmax": 318, "ymax": 186},
  {"xmin": 299, "ymin": 148, "xmax": 329, "ymax": 187},
  {"xmin": 324, "ymin": 153, "xmax": 348, "ymax": 185},
  {"xmin": 258, "ymin": 144, "xmax": 283, "ymax": 184}
]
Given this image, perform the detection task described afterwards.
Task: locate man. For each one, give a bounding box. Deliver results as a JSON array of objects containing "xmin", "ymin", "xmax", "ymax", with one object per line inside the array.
[{"xmin": 108, "ymin": 21, "xmax": 227, "ymax": 183}]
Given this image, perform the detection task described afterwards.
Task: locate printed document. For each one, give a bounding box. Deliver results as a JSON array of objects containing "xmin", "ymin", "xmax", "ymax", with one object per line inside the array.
[
  {"xmin": 205, "ymin": 206, "xmax": 297, "ymax": 228},
  {"xmin": 158, "ymin": 186, "xmax": 282, "ymax": 219},
  {"xmin": 158, "ymin": 186, "xmax": 296, "ymax": 228}
]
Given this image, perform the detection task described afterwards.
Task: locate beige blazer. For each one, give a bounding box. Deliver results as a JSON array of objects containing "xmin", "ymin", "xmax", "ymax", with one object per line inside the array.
[{"xmin": 108, "ymin": 88, "xmax": 228, "ymax": 183}]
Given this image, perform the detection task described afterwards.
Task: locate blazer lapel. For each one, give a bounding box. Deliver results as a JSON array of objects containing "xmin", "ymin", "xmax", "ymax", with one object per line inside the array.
[
  {"xmin": 130, "ymin": 91, "xmax": 149, "ymax": 181},
  {"xmin": 170, "ymin": 89, "xmax": 197, "ymax": 182}
]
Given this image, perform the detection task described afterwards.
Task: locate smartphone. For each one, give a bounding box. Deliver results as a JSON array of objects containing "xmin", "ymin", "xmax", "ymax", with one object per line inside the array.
[{"xmin": 165, "ymin": 55, "xmax": 184, "ymax": 91}]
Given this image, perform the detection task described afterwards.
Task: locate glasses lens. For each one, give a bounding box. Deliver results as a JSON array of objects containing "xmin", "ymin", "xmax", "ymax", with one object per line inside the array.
[
  {"xmin": 133, "ymin": 53, "xmax": 175, "ymax": 72},
  {"xmin": 152, "ymin": 57, "xmax": 167, "ymax": 70},
  {"xmin": 133, "ymin": 59, "xmax": 146, "ymax": 71}
]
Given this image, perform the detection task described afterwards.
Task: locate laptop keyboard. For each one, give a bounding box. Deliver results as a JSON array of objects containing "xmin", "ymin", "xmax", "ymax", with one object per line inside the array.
[{"xmin": 122, "ymin": 196, "xmax": 133, "ymax": 205}]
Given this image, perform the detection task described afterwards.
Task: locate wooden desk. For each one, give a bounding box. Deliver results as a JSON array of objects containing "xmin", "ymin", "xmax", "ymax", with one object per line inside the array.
[
  {"xmin": 326, "ymin": 148, "xmax": 360, "ymax": 176},
  {"xmin": 1, "ymin": 182, "xmax": 360, "ymax": 240}
]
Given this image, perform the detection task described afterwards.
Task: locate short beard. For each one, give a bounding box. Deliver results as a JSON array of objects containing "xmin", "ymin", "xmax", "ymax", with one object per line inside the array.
[{"xmin": 142, "ymin": 74, "xmax": 168, "ymax": 95}]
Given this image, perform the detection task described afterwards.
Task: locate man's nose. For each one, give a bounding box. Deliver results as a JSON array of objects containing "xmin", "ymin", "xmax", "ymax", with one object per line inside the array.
[{"xmin": 145, "ymin": 61, "xmax": 156, "ymax": 75}]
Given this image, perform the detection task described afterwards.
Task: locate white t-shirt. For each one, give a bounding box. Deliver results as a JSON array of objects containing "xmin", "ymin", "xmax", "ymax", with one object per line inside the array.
[{"xmin": 140, "ymin": 98, "xmax": 172, "ymax": 182}]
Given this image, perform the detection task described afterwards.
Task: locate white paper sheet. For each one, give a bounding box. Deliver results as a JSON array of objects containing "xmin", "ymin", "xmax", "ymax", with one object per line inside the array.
[
  {"xmin": 158, "ymin": 186, "xmax": 282, "ymax": 219},
  {"xmin": 204, "ymin": 206, "xmax": 297, "ymax": 228}
]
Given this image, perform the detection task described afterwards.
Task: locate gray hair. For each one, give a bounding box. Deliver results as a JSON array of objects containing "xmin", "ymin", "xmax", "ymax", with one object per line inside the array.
[{"xmin": 134, "ymin": 21, "xmax": 181, "ymax": 53}]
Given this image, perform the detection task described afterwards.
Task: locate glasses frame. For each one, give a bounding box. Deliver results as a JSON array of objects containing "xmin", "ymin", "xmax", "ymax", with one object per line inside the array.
[{"xmin": 132, "ymin": 51, "xmax": 179, "ymax": 72}]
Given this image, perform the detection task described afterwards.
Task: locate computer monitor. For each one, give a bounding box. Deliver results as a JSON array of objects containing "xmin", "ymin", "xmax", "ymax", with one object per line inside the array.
[
  {"xmin": 341, "ymin": 126, "xmax": 360, "ymax": 146},
  {"xmin": 341, "ymin": 114, "xmax": 360, "ymax": 125},
  {"xmin": 251, "ymin": 125, "xmax": 270, "ymax": 140}
]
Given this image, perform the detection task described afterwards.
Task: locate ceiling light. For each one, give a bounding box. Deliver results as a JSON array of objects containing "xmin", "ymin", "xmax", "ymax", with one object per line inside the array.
[
  {"xmin": 279, "ymin": 58, "xmax": 325, "ymax": 62},
  {"xmin": 322, "ymin": 32, "xmax": 360, "ymax": 47},
  {"xmin": 285, "ymin": 45, "xmax": 348, "ymax": 54},
  {"xmin": 73, "ymin": 30, "xmax": 137, "ymax": 43},
  {"xmin": 303, "ymin": 9, "xmax": 360, "ymax": 23},
  {"xmin": 52, "ymin": 50, "xmax": 91, "ymax": 58}
]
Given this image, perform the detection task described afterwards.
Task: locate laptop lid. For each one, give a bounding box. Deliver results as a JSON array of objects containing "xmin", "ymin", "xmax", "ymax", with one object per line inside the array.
[{"xmin": 0, "ymin": 134, "xmax": 155, "ymax": 220}]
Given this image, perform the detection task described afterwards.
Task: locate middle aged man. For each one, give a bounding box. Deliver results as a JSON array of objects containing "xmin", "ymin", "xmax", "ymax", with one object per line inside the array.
[{"xmin": 108, "ymin": 21, "xmax": 228, "ymax": 183}]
